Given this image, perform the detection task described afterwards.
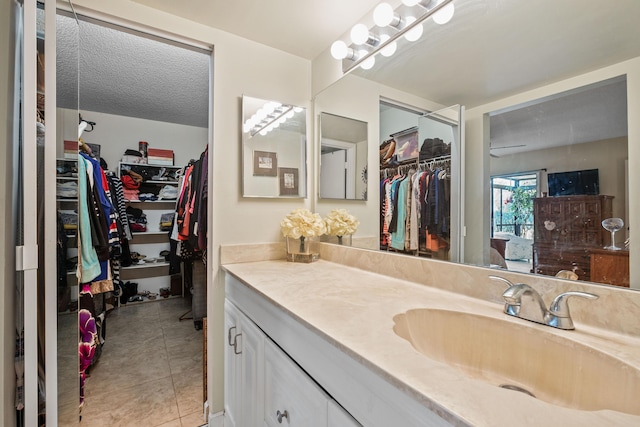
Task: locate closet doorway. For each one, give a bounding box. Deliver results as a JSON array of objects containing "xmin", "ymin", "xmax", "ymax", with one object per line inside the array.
[{"xmin": 56, "ymin": 11, "xmax": 211, "ymax": 427}]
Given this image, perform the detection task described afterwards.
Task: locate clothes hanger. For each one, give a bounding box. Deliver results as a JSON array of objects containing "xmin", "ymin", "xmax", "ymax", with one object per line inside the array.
[{"xmin": 78, "ymin": 113, "xmax": 96, "ymax": 139}]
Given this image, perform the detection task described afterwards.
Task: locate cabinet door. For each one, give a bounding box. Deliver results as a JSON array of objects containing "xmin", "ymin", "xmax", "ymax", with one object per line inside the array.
[
  {"xmin": 263, "ymin": 339, "xmax": 328, "ymax": 427},
  {"xmin": 225, "ymin": 300, "xmax": 265, "ymax": 427},
  {"xmin": 224, "ymin": 301, "xmax": 243, "ymax": 427},
  {"xmin": 327, "ymin": 400, "xmax": 361, "ymax": 426},
  {"xmin": 241, "ymin": 314, "xmax": 265, "ymax": 427},
  {"xmin": 534, "ymin": 198, "xmax": 564, "ymax": 242},
  {"xmin": 582, "ymin": 199, "xmax": 604, "ymax": 245}
]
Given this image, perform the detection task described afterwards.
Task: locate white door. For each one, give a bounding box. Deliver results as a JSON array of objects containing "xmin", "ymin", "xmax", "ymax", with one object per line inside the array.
[{"xmin": 320, "ymin": 150, "xmax": 347, "ymax": 199}]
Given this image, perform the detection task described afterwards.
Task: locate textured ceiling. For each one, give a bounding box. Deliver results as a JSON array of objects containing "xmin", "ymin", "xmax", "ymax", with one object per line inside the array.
[
  {"xmin": 57, "ymin": 14, "xmax": 210, "ymax": 128},
  {"xmin": 489, "ymin": 77, "xmax": 628, "ymax": 156}
]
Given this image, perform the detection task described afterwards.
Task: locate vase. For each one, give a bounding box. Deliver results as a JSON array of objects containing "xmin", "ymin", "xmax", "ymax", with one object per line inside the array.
[
  {"xmin": 336, "ymin": 235, "xmax": 352, "ymax": 246},
  {"xmin": 285, "ymin": 236, "xmax": 319, "ymax": 263}
]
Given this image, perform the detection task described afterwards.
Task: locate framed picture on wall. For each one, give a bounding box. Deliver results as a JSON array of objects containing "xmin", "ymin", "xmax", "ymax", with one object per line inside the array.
[
  {"xmin": 253, "ymin": 150, "xmax": 278, "ymax": 176},
  {"xmin": 279, "ymin": 167, "xmax": 299, "ymax": 196}
]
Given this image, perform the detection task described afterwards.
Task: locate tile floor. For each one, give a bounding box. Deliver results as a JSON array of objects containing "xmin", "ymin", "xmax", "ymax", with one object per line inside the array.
[{"xmin": 79, "ymin": 297, "xmax": 205, "ymax": 427}]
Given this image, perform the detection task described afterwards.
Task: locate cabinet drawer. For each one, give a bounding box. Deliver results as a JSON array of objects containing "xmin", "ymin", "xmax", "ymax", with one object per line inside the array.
[{"xmin": 264, "ymin": 339, "xmax": 328, "ymax": 427}]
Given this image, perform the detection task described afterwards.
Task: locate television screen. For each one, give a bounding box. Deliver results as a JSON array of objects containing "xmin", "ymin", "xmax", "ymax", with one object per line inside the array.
[{"xmin": 547, "ymin": 169, "xmax": 599, "ymax": 196}]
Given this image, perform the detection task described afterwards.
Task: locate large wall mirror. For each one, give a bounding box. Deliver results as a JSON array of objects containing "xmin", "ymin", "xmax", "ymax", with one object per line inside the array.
[
  {"xmin": 313, "ymin": 0, "xmax": 640, "ymax": 291},
  {"xmin": 319, "ymin": 112, "xmax": 368, "ymax": 200},
  {"xmin": 242, "ymin": 95, "xmax": 307, "ymax": 198}
]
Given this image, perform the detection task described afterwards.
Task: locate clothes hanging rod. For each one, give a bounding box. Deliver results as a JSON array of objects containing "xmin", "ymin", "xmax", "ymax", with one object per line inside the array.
[{"xmin": 389, "ymin": 126, "xmax": 418, "ymax": 139}]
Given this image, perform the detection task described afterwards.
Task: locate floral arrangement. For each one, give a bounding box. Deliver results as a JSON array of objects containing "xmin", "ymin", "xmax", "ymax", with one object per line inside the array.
[
  {"xmin": 324, "ymin": 209, "xmax": 359, "ymax": 237},
  {"xmin": 280, "ymin": 208, "xmax": 326, "ymax": 239}
]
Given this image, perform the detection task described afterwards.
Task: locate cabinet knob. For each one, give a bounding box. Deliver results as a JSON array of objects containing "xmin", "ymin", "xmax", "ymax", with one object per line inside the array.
[{"xmin": 276, "ymin": 409, "xmax": 289, "ymax": 423}]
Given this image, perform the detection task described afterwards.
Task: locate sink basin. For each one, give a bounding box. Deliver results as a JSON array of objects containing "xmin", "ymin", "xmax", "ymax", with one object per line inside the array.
[{"xmin": 393, "ymin": 308, "xmax": 640, "ymax": 415}]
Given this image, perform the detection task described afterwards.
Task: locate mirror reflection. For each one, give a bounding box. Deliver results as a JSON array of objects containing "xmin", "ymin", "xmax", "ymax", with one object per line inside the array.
[
  {"xmin": 314, "ymin": 0, "xmax": 639, "ymax": 290},
  {"xmin": 55, "ymin": 9, "xmax": 80, "ymax": 425},
  {"xmin": 242, "ymin": 95, "xmax": 307, "ymax": 198},
  {"xmin": 490, "ymin": 76, "xmax": 628, "ymax": 285},
  {"xmin": 319, "ymin": 112, "xmax": 368, "ymax": 200},
  {"xmin": 379, "ymin": 103, "xmax": 464, "ymax": 262}
]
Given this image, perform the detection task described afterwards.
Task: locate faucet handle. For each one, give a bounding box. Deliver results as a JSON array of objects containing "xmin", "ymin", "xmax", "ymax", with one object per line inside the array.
[
  {"xmin": 549, "ymin": 291, "xmax": 599, "ymax": 318},
  {"xmin": 488, "ymin": 275, "xmax": 515, "ymax": 289}
]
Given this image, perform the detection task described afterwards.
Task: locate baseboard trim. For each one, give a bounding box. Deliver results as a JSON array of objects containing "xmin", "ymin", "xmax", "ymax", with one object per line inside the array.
[{"xmin": 207, "ymin": 410, "xmax": 224, "ymax": 427}]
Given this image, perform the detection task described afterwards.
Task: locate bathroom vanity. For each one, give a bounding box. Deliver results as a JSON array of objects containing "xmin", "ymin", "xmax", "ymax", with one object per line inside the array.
[{"xmin": 222, "ymin": 243, "xmax": 640, "ymax": 427}]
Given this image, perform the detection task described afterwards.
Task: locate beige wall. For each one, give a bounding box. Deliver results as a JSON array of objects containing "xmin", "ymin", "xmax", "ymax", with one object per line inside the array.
[
  {"xmin": 57, "ymin": 108, "xmax": 208, "ymax": 168},
  {"xmin": 465, "ymin": 56, "xmax": 640, "ymax": 288},
  {"xmin": 313, "ymin": 74, "xmax": 444, "ymax": 243},
  {"xmin": 491, "ymin": 137, "xmax": 628, "ymax": 220}
]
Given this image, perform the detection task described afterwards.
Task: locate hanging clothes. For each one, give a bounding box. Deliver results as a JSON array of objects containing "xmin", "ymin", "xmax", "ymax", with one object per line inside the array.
[
  {"xmin": 380, "ymin": 157, "xmax": 451, "ymax": 257},
  {"xmin": 169, "ymin": 148, "xmax": 209, "ymax": 329}
]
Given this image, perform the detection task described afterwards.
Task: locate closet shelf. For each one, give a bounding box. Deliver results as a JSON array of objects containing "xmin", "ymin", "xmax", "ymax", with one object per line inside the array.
[
  {"xmin": 145, "ymin": 180, "xmax": 179, "ymax": 185},
  {"xmin": 132, "ymin": 231, "xmax": 168, "ymax": 236},
  {"xmin": 57, "ymin": 198, "xmax": 77, "ymax": 203},
  {"xmin": 124, "ymin": 199, "xmax": 176, "ymax": 203},
  {"xmin": 121, "ymin": 261, "xmax": 170, "ymax": 270},
  {"xmin": 56, "ymin": 176, "xmax": 78, "ymax": 181},
  {"xmin": 119, "ymin": 161, "xmax": 181, "ymax": 169}
]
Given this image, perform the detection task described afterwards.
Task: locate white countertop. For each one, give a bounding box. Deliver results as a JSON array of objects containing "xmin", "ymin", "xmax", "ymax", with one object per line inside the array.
[{"xmin": 223, "ymin": 255, "xmax": 640, "ymax": 427}]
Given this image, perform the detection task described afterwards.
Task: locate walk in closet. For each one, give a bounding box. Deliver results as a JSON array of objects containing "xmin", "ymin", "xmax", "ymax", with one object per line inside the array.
[
  {"xmin": 52, "ymin": 9, "xmax": 212, "ymax": 426},
  {"xmin": 378, "ymin": 102, "xmax": 464, "ymax": 263}
]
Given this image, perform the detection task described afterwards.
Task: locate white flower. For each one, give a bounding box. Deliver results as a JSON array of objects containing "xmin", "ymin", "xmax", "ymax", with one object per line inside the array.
[
  {"xmin": 280, "ymin": 208, "xmax": 326, "ymax": 239},
  {"xmin": 324, "ymin": 209, "xmax": 359, "ymax": 237}
]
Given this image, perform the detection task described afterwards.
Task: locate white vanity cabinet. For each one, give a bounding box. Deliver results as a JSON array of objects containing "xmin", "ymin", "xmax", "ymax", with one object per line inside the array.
[
  {"xmin": 224, "ymin": 299, "xmax": 360, "ymax": 427},
  {"xmin": 224, "ymin": 273, "xmax": 452, "ymax": 427},
  {"xmin": 224, "ymin": 300, "xmax": 264, "ymax": 427}
]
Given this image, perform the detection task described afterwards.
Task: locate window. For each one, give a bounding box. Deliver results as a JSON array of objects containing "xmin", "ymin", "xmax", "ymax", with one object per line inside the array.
[{"xmin": 491, "ymin": 173, "xmax": 537, "ymax": 238}]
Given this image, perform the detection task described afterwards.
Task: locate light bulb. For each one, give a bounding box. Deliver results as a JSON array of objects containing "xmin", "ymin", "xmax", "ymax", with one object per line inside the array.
[
  {"xmin": 402, "ymin": 0, "xmax": 421, "ymax": 6},
  {"xmin": 358, "ymin": 50, "xmax": 375, "ymax": 70},
  {"xmin": 373, "ymin": 3, "xmax": 394, "ymax": 27},
  {"xmin": 379, "ymin": 34, "xmax": 397, "ymax": 57},
  {"xmin": 350, "ymin": 23, "xmax": 370, "ymax": 45},
  {"xmin": 330, "ymin": 40, "xmax": 348, "ymax": 59},
  {"xmin": 259, "ymin": 129, "xmax": 268, "ymax": 136},
  {"xmin": 293, "ymin": 107, "xmax": 303, "ymax": 113},
  {"xmin": 404, "ymin": 16, "xmax": 423, "ymax": 42},
  {"xmin": 433, "ymin": 0, "xmax": 454, "ymax": 24},
  {"xmin": 286, "ymin": 110, "xmax": 295, "ymax": 119}
]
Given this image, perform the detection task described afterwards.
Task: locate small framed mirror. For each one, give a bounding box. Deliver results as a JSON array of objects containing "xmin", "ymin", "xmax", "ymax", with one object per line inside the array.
[
  {"xmin": 242, "ymin": 95, "xmax": 307, "ymax": 198},
  {"xmin": 319, "ymin": 112, "xmax": 368, "ymax": 200}
]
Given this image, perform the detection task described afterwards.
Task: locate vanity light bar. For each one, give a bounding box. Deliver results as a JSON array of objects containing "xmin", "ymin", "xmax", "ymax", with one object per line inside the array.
[
  {"xmin": 332, "ymin": 0, "xmax": 454, "ymax": 74},
  {"xmin": 245, "ymin": 104, "xmax": 302, "ymax": 137}
]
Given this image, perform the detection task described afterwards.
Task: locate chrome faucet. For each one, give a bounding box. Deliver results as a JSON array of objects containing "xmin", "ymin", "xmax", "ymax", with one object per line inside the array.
[{"xmin": 489, "ymin": 275, "xmax": 598, "ymax": 330}]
